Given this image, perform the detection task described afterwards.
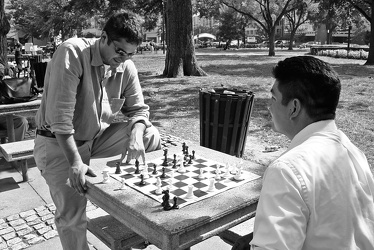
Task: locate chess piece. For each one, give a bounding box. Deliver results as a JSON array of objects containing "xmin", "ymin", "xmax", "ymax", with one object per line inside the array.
[
  {"xmin": 102, "ymin": 170, "xmax": 110, "ymax": 183},
  {"xmin": 185, "ymin": 146, "xmax": 189, "ymax": 156},
  {"xmin": 142, "ymin": 163, "xmax": 150, "ymax": 179},
  {"xmin": 119, "ymin": 178, "xmax": 126, "ymax": 190},
  {"xmin": 184, "ymin": 185, "xmax": 196, "ymax": 199},
  {"xmin": 115, "ymin": 162, "xmax": 122, "ymax": 174},
  {"xmin": 134, "ymin": 160, "xmax": 140, "ymax": 174},
  {"xmin": 172, "ymin": 154, "xmax": 177, "ymax": 164},
  {"xmin": 177, "ymin": 163, "xmax": 186, "ymax": 173},
  {"xmin": 215, "ymin": 164, "xmax": 222, "ymax": 180},
  {"xmin": 167, "ymin": 178, "xmax": 174, "ymax": 191},
  {"xmin": 182, "ymin": 142, "xmax": 186, "ymax": 154},
  {"xmin": 139, "ymin": 174, "xmax": 146, "ymax": 186},
  {"xmin": 152, "ymin": 164, "xmax": 158, "ymax": 175},
  {"xmin": 162, "ymin": 190, "xmax": 172, "ymax": 210},
  {"xmin": 155, "ymin": 177, "xmax": 162, "ymax": 195},
  {"xmin": 207, "ymin": 178, "xmax": 216, "ymax": 192},
  {"xmin": 223, "ymin": 163, "xmax": 231, "ymax": 178},
  {"xmin": 234, "ymin": 168, "xmax": 244, "ymax": 181},
  {"xmin": 198, "ymin": 169, "xmax": 205, "ymax": 179},
  {"xmin": 187, "ymin": 155, "xmax": 193, "ymax": 164},
  {"xmin": 162, "ymin": 148, "xmax": 168, "ymax": 166},
  {"xmin": 172, "ymin": 160, "xmax": 177, "ymax": 169},
  {"xmin": 160, "ymin": 167, "xmax": 167, "ymax": 179},
  {"xmin": 172, "ymin": 196, "xmax": 179, "ymax": 209},
  {"xmin": 192, "ymin": 150, "xmax": 195, "ymax": 159}
]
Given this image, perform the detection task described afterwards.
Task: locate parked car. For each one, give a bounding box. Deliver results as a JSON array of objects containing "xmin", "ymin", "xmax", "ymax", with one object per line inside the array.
[{"xmin": 298, "ymin": 41, "xmax": 320, "ymax": 49}]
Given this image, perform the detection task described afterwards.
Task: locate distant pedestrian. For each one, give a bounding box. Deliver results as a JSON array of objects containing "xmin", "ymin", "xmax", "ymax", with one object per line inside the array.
[{"xmin": 14, "ymin": 42, "xmax": 22, "ymax": 77}]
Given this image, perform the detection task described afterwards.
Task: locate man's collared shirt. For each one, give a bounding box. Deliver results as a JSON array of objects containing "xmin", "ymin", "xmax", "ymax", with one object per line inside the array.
[
  {"xmin": 251, "ymin": 120, "xmax": 374, "ymax": 250},
  {"xmin": 36, "ymin": 38, "xmax": 151, "ymax": 141}
]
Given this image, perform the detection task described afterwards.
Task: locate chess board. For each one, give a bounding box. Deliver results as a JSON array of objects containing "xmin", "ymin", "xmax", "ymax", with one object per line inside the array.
[{"xmin": 107, "ymin": 154, "xmax": 261, "ymax": 208}]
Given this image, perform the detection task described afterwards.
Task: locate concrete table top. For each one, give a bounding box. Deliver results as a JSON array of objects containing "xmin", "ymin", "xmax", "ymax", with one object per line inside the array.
[{"xmin": 86, "ymin": 142, "xmax": 263, "ymax": 250}]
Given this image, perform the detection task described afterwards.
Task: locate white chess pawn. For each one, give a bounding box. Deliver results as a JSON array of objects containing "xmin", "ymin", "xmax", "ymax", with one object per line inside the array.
[
  {"xmin": 178, "ymin": 163, "xmax": 187, "ymax": 173},
  {"xmin": 215, "ymin": 165, "xmax": 222, "ymax": 180},
  {"xmin": 167, "ymin": 179, "xmax": 174, "ymax": 191},
  {"xmin": 223, "ymin": 163, "xmax": 231, "ymax": 178},
  {"xmin": 120, "ymin": 178, "xmax": 126, "ymax": 190},
  {"xmin": 155, "ymin": 177, "xmax": 163, "ymax": 195},
  {"xmin": 142, "ymin": 163, "xmax": 150, "ymax": 179},
  {"xmin": 184, "ymin": 185, "xmax": 197, "ymax": 199},
  {"xmin": 102, "ymin": 170, "xmax": 110, "ymax": 183},
  {"xmin": 207, "ymin": 178, "xmax": 216, "ymax": 192},
  {"xmin": 198, "ymin": 169, "xmax": 206, "ymax": 179}
]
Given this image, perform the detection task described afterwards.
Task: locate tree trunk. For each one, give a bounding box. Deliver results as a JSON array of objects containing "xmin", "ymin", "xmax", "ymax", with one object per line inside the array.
[
  {"xmin": 288, "ymin": 30, "xmax": 296, "ymax": 50},
  {"xmin": 0, "ymin": 0, "xmax": 10, "ymax": 68},
  {"xmin": 364, "ymin": 0, "xmax": 374, "ymax": 65},
  {"xmin": 163, "ymin": 0, "xmax": 207, "ymax": 77},
  {"xmin": 268, "ymin": 28, "xmax": 276, "ymax": 56}
]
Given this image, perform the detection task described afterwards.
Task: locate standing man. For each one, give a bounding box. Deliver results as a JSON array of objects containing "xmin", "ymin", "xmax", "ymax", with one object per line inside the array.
[
  {"xmin": 232, "ymin": 56, "xmax": 374, "ymax": 250},
  {"xmin": 34, "ymin": 11, "xmax": 161, "ymax": 250}
]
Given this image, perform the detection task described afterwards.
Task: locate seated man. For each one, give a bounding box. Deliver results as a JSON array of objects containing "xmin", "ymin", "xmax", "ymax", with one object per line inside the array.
[
  {"xmin": 232, "ymin": 56, "xmax": 374, "ymax": 250},
  {"xmin": 0, "ymin": 63, "xmax": 29, "ymax": 142},
  {"xmin": 0, "ymin": 116, "xmax": 29, "ymax": 142}
]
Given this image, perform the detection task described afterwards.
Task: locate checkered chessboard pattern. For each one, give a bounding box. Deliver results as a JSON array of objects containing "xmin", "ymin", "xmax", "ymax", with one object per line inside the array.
[{"xmin": 107, "ymin": 153, "xmax": 260, "ymax": 208}]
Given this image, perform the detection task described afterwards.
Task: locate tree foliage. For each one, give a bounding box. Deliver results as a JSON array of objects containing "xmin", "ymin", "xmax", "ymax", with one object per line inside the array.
[
  {"xmin": 221, "ymin": 0, "xmax": 301, "ymax": 56},
  {"xmin": 217, "ymin": 6, "xmax": 248, "ymax": 47}
]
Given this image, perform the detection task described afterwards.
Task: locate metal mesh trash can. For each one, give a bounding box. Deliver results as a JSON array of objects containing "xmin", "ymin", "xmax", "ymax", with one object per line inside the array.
[{"xmin": 199, "ymin": 88, "xmax": 255, "ymax": 157}]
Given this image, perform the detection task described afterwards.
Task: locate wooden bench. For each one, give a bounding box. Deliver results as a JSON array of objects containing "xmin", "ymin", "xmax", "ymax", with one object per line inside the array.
[
  {"xmin": 87, "ymin": 207, "xmax": 146, "ymax": 250},
  {"xmin": 0, "ymin": 139, "xmax": 34, "ymax": 182}
]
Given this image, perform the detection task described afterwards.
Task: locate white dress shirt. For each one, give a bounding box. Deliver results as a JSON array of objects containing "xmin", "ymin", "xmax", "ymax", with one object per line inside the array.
[{"xmin": 251, "ymin": 120, "xmax": 374, "ymax": 250}]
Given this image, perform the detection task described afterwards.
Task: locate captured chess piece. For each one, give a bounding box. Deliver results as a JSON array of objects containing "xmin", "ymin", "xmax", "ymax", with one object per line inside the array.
[
  {"xmin": 115, "ymin": 162, "xmax": 122, "ymax": 174},
  {"xmin": 102, "ymin": 170, "xmax": 110, "ymax": 183},
  {"xmin": 119, "ymin": 178, "xmax": 126, "ymax": 190},
  {"xmin": 161, "ymin": 190, "xmax": 172, "ymax": 210},
  {"xmin": 172, "ymin": 196, "xmax": 179, "ymax": 209}
]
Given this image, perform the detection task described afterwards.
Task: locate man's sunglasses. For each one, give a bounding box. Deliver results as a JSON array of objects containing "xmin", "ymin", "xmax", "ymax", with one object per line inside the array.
[{"xmin": 113, "ymin": 42, "xmax": 136, "ymax": 57}]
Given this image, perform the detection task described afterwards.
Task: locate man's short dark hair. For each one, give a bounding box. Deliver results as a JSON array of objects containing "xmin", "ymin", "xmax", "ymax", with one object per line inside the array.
[
  {"xmin": 103, "ymin": 11, "xmax": 143, "ymax": 45},
  {"xmin": 272, "ymin": 56, "xmax": 341, "ymax": 121}
]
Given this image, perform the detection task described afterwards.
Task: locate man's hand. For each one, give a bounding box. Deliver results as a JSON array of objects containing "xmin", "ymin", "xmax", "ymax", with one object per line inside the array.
[
  {"xmin": 68, "ymin": 162, "xmax": 96, "ymax": 195},
  {"xmin": 123, "ymin": 121, "xmax": 146, "ymax": 163}
]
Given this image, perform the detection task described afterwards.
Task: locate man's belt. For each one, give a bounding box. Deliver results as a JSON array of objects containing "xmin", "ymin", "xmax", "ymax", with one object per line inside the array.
[{"xmin": 36, "ymin": 129, "xmax": 56, "ymax": 138}]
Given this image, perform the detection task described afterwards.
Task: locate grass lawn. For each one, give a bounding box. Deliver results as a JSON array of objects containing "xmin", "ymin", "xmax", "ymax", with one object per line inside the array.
[{"xmin": 132, "ymin": 48, "xmax": 374, "ymax": 174}]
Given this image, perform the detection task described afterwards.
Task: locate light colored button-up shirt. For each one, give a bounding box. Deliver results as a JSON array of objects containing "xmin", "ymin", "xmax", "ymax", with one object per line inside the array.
[
  {"xmin": 251, "ymin": 120, "xmax": 374, "ymax": 250},
  {"xmin": 36, "ymin": 38, "xmax": 151, "ymax": 141}
]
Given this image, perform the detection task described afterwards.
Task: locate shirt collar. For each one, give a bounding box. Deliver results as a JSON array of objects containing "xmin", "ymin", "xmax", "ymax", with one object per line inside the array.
[
  {"xmin": 288, "ymin": 119, "xmax": 338, "ymax": 151},
  {"xmin": 91, "ymin": 39, "xmax": 104, "ymax": 67}
]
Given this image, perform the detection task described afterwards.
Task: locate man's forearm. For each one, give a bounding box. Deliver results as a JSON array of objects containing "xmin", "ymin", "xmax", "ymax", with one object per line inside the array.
[{"xmin": 55, "ymin": 133, "xmax": 83, "ymax": 167}]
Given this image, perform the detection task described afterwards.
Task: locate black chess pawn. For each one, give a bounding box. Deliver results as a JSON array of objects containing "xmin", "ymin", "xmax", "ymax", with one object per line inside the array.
[
  {"xmin": 172, "ymin": 154, "xmax": 177, "ymax": 164},
  {"xmin": 172, "ymin": 160, "xmax": 177, "ymax": 169},
  {"xmin": 192, "ymin": 150, "xmax": 195, "ymax": 159},
  {"xmin": 160, "ymin": 167, "xmax": 167, "ymax": 179},
  {"xmin": 139, "ymin": 174, "xmax": 146, "ymax": 186},
  {"xmin": 115, "ymin": 162, "xmax": 122, "ymax": 174},
  {"xmin": 162, "ymin": 148, "xmax": 168, "ymax": 166},
  {"xmin": 182, "ymin": 142, "xmax": 186, "ymax": 154},
  {"xmin": 134, "ymin": 161, "xmax": 140, "ymax": 174},
  {"xmin": 185, "ymin": 146, "xmax": 189, "ymax": 156},
  {"xmin": 171, "ymin": 196, "xmax": 179, "ymax": 209},
  {"xmin": 152, "ymin": 164, "xmax": 158, "ymax": 175}
]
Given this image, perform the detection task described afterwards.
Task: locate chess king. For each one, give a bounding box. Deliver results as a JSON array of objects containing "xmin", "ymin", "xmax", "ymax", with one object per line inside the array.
[{"xmin": 33, "ymin": 11, "xmax": 161, "ymax": 250}]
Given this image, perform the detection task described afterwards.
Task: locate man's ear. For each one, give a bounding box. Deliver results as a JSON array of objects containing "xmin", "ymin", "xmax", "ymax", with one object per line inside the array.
[{"xmin": 289, "ymin": 99, "xmax": 301, "ymax": 119}]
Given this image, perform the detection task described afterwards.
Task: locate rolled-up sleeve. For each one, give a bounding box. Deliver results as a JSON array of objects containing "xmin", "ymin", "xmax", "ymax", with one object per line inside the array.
[
  {"xmin": 45, "ymin": 43, "xmax": 82, "ymax": 134},
  {"xmin": 120, "ymin": 61, "xmax": 151, "ymax": 132},
  {"xmin": 251, "ymin": 162, "xmax": 309, "ymax": 250}
]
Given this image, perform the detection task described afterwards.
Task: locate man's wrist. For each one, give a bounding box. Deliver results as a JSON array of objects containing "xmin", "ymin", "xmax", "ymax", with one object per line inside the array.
[{"xmin": 131, "ymin": 120, "xmax": 147, "ymax": 131}]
